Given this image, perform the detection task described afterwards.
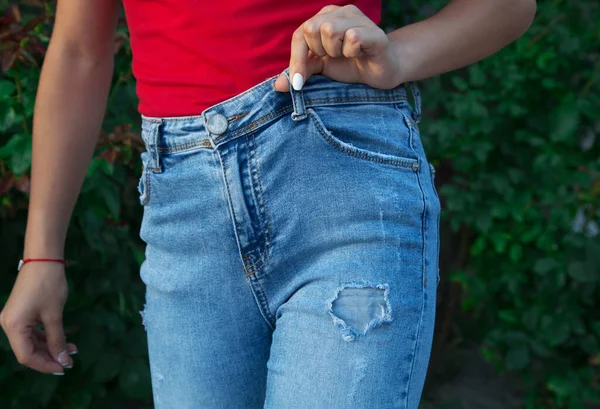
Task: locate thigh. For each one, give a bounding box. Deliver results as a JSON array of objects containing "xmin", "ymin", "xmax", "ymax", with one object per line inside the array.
[
  {"xmin": 258, "ymin": 100, "xmax": 440, "ymax": 408},
  {"xmin": 137, "ymin": 144, "xmax": 273, "ymax": 409},
  {"xmin": 263, "ymin": 249, "xmax": 436, "ymax": 409}
]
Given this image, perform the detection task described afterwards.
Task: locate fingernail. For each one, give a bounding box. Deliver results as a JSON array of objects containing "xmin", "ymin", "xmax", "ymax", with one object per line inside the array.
[
  {"xmin": 52, "ymin": 372, "xmax": 65, "ymax": 376},
  {"xmin": 57, "ymin": 350, "xmax": 71, "ymax": 367},
  {"xmin": 292, "ymin": 72, "xmax": 304, "ymax": 91},
  {"xmin": 68, "ymin": 350, "xmax": 78, "ymax": 356}
]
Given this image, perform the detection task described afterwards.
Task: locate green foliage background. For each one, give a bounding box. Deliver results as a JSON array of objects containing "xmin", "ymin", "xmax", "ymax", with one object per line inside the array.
[{"xmin": 0, "ymin": 1, "xmax": 598, "ymax": 408}]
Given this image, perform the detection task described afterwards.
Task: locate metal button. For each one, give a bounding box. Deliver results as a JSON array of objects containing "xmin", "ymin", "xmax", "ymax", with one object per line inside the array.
[
  {"xmin": 412, "ymin": 161, "xmax": 419, "ymax": 172},
  {"xmin": 206, "ymin": 113, "xmax": 228, "ymax": 135}
]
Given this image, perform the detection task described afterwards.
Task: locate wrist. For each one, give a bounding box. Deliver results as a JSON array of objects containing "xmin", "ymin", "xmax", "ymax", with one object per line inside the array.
[
  {"xmin": 23, "ymin": 240, "xmax": 65, "ymax": 260},
  {"xmin": 387, "ymin": 28, "xmax": 423, "ymax": 85},
  {"xmin": 18, "ymin": 258, "xmax": 71, "ymax": 272}
]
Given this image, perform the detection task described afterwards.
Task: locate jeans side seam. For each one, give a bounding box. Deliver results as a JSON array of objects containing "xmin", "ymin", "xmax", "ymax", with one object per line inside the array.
[{"xmin": 403, "ymin": 162, "xmax": 428, "ymax": 407}]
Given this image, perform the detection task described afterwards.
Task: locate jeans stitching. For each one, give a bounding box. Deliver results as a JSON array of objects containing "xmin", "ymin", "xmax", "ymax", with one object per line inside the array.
[
  {"xmin": 214, "ymin": 104, "xmax": 294, "ymax": 143},
  {"xmin": 306, "ymin": 108, "xmax": 417, "ymax": 169},
  {"xmin": 215, "ymin": 148, "xmax": 246, "ymax": 275},
  {"xmin": 305, "ymin": 95, "xmax": 408, "ymax": 105},
  {"xmin": 249, "ymin": 275, "xmax": 276, "ymax": 330},
  {"xmin": 148, "ymin": 97, "xmax": 411, "ymax": 154},
  {"xmin": 239, "ymin": 133, "xmax": 273, "ymax": 274},
  {"xmin": 158, "ymin": 139, "xmax": 212, "ymax": 153},
  {"xmin": 138, "ymin": 160, "xmax": 151, "ymax": 205},
  {"xmin": 247, "ymin": 133, "xmax": 273, "ymax": 268},
  {"xmin": 403, "ymin": 154, "xmax": 428, "ymax": 405}
]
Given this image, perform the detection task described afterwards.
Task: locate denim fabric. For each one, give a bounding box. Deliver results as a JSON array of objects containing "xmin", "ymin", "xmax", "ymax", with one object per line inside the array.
[{"xmin": 136, "ymin": 66, "xmax": 440, "ymax": 409}]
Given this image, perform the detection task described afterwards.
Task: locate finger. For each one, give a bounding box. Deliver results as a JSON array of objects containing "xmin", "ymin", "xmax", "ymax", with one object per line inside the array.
[
  {"xmin": 289, "ymin": 27, "xmax": 311, "ymax": 91},
  {"xmin": 301, "ymin": 5, "xmax": 352, "ymax": 57},
  {"xmin": 32, "ymin": 327, "xmax": 78, "ymax": 355},
  {"xmin": 289, "ymin": 27, "xmax": 326, "ymax": 91},
  {"xmin": 341, "ymin": 26, "xmax": 387, "ymax": 59},
  {"xmin": 41, "ymin": 311, "xmax": 73, "ymax": 369},
  {"xmin": 302, "ymin": 16, "xmax": 329, "ymax": 57},
  {"xmin": 319, "ymin": 17, "xmax": 368, "ymax": 58},
  {"xmin": 5, "ymin": 324, "xmax": 65, "ymax": 374},
  {"xmin": 272, "ymin": 73, "xmax": 290, "ymax": 92}
]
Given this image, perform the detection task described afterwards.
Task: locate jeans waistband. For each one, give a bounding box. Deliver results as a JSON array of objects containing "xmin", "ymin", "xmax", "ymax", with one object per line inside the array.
[{"xmin": 140, "ymin": 66, "xmax": 421, "ymax": 155}]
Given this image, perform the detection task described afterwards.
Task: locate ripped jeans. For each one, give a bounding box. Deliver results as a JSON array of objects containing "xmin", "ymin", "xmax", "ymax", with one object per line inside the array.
[{"xmin": 136, "ymin": 67, "xmax": 440, "ymax": 409}]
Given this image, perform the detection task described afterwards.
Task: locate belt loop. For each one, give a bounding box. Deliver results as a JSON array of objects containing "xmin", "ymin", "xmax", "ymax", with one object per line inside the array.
[
  {"xmin": 149, "ymin": 119, "xmax": 163, "ymax": 173},
  {"xmin": 407, "ymin": 82, "xmax": 421, "ymax": 124},
  {"xmin": 283, "ymin": 67, "xmax": 307, "ymax": 121}
]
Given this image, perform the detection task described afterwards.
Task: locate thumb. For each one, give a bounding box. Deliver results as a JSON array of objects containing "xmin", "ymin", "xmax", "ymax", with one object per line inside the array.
[{"xmin": 43, "ymin": 311, "xmax": 72, "ymax": 369}]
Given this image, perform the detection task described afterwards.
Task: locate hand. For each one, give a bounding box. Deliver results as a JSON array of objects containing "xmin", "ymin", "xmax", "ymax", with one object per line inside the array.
[
  {"xmin": 273, "ymin": 4, "xmax": 403, "ymax": 93},
  {"xmin": 0, "ymin": 262, "xmax": 77, "ymax": 375}
]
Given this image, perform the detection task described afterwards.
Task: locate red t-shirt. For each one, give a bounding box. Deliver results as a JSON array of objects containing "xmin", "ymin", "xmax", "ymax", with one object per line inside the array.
[{"xmin": 121, "ymin": 1, "xmax": 382, "ymax": 117}]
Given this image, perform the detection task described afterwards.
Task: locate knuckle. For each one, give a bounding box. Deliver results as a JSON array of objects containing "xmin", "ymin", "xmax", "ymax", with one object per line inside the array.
[
  {"xmin": 319, "ymin": 4, "xmax": 339, "ymax": 14},
  {"xmin": 321, "ymin": 21, "xmax": 337, "ymax": 36},
  {"xmin": 293, "ymin": 28, "xmax": 306, "ymax": 41},
  {"xmin": 345, "ymin": 28, "xmax": 360, "ymax": 43},
  {"xmin": 42, "ymin": 311, "xmax": 62, "ymax": 324},
  {"xmin": 2, "ymin": 317, "xmax": 18, "ymax": 331},
  {"xmin": 16, "ymin": 354, "xmax": 29, "ymax": 366},
  {"xmin": 302, "ymin": 21, "xmax": 320, "ymax": 35},
  {"xmin": 343, "ymin": 4, "xmax": 360, "ymax": 14}
]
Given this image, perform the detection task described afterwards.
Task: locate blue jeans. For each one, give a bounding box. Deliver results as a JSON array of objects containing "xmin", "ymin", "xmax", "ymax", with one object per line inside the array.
[{"xmin": 137, "ymin": 67, "xmax": 440, "ymax": 409}]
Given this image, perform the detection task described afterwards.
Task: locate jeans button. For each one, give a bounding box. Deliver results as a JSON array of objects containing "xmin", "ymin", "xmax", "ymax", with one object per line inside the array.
[{"xmin": 206, "ymin": 113, "xmax": 228, "ymax": 135}]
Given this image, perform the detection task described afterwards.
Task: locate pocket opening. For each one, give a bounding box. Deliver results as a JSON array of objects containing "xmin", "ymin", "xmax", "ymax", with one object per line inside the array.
[{"xmin": 306, "ymin": 104, "xmax": 420, "ymax": 170}]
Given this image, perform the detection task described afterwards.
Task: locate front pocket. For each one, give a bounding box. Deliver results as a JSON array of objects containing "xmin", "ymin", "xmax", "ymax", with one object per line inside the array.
[{"xmin": 306, "ymin": 102, "xmax": 420, "ymax": 170}]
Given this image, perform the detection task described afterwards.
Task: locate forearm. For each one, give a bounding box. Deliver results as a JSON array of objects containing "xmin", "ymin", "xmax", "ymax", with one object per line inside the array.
[
  {"xmin": 388, "ymin": 0, "xmax": 537, "ymax": 83},
  {"xmin": 23, "ymin": 45, "xmax": 113, "ymax": 259}
]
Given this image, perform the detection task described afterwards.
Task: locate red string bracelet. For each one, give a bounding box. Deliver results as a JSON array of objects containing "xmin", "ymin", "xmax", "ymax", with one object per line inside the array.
[{"xmin": 17, "ymin": 258, "xmax": 73, "ymax": 272}]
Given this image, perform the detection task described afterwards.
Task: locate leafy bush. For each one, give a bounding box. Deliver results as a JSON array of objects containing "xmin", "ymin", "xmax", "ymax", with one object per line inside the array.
[
  {"xmin": 383, "ymin": 1, "xmax": 600, "ymax": 408},
  {"xmin": 0, "ymin": 3, "xmax": 150, "ymax": 408},
  {"xmin": 0, "ymin": 1, "xmax": 598, "ymax": 408}
]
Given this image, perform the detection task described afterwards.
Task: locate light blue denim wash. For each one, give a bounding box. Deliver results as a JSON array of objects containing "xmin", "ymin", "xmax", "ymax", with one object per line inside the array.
[{"xmin": 137, "ymin": 66, "xmax": 441, "ymax": 409}]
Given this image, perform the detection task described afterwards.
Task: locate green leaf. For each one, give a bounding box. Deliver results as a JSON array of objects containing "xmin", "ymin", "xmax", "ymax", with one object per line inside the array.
[
  {"xmin": 91, "ymin": 348, "xmax": 122, "ymax": 383},
  {"xmin": 568, "ymin": 261, "xmax": 598, "ymax": 283},
  {"xmin": 547, "ymin": 376, "xmax": 576, "ymax": 398},
  {"xmin": 550, "ymin": 102, "xmax": 580, "ymax": 142},
  {"xmin": 509, "ymin": 243, "xmax": 523, "ymax": 262},
  {"xmin": 67, "ymin": 389, "xmax": 93, "ymax": 409},
  {"xmin": 118, "ymin": 359, "xmax": 152, "ymax": 399},
  {"xmin": 0, "ymin": 132, "xmax": 32, "ymax": 174},
  {"xmin": 506, "ymin": 345, "xmax": 530, "ymax": 371},
  {"xmin": 533, "ymin": 258, "xmax": 559, "ymax": 275},
  {"xmin": 0, "ymin": 80, "xmax": 16, "ymax": 97}
]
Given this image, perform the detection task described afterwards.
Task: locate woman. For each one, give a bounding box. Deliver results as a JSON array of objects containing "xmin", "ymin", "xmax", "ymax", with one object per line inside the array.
[{"xmin": 0, "ymin": 0, "xmax": 536, "ymax": 407}]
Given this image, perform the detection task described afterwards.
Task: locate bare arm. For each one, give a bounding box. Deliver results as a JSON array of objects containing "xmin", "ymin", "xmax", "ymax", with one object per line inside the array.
[
  {"xmin": 273, "ymin": 0, "xmax": 536, "ymax": 92},
  {"xmin": 24, "ymin": 0, "xmax": 120, "ymax": 259},
  {"xmin": 1, "ymin": 0, "xmax": 120, "ymax": 375},
  {"xmin": 388, "ymin": 0, "xmax": 537, "ymax": 83}
]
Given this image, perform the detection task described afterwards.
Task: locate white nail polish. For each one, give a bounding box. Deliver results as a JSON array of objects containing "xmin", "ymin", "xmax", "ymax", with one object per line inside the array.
[
  {"xmin": 52, "ymin": 372, "xmax": 65, "ymax": 376},
  {"xmin": 68, "ymin": 350, "xmax": 78, "ymax": 356},
  {"xmin": 57, "ymin": 350, "xmax": 70, "ymax": 367},
  {"xmin": 292, "ymin": 73, "xmax": 304, "ymax": 91}
]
